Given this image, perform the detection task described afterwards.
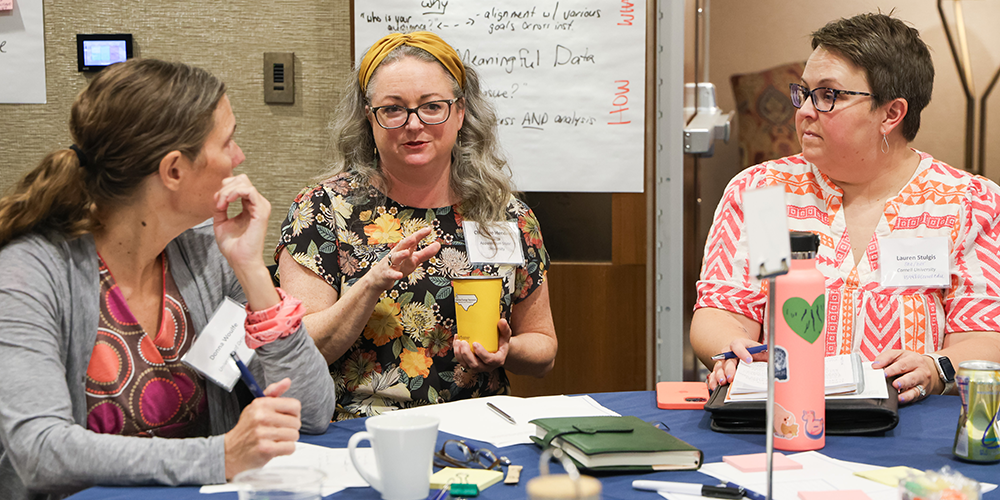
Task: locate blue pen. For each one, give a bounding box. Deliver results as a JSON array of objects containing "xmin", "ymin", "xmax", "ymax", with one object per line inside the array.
[
  {"xmin": 231, "ymin": 351, "xmax": 265, "ymax": 397},
  {"xmin": 711, "ymin": 344, "xmax": 768, "ymax": 361},
  {"xmin": 725, "ymin": 481, "xmax": 765, "ymax": 500}
]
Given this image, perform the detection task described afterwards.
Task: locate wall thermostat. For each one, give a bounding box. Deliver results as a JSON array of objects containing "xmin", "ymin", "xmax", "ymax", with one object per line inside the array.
[{"xmin": 77, "ymin": 34, "xmax": 134, "ymax": 72}]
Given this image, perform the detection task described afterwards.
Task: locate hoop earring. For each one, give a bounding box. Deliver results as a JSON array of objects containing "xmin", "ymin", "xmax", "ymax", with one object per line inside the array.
[{"xmin": 881, "ymin": 134, "xmax": 889, "ymax": 154}]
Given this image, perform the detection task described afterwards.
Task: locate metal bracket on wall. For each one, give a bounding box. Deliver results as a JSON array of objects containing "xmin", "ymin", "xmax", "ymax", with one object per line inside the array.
[{"xmin": 682, "ymin": 82, "xmax": 732, "ymax": 157}]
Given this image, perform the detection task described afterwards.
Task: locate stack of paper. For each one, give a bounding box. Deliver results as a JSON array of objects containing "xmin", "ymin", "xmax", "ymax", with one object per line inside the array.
[
  {"xmin": 727, "ymin": 354, "xmax": 876, "ymax": 402},
  {"xmin": 394, "ymin": 395, "xmax": 619, "ymax": 447}
]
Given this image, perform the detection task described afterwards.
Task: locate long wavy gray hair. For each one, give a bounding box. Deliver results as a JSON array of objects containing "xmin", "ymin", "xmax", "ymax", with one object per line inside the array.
[{"xmin": 322, "ymin": 45, "xmax": 516, "ymax": 225}]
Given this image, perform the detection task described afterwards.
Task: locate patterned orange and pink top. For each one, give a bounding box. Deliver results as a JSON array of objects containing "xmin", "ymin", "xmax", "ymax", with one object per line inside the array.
[
  {"xmin": 86, "ymin": 254, "xmax": 208, "ymax": 437},
  {"xmin": 696, "ymin": 151, "xmax": 1000, "ymax": 360}
]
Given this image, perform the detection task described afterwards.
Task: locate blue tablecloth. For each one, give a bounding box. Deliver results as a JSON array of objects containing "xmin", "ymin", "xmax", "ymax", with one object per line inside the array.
[{"xmin": 68, "ymin": 392, "xmax": 998, "ymax": 499}]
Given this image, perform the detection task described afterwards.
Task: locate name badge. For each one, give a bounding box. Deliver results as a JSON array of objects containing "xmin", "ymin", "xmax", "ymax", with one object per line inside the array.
[
  {"xmin": 181, "ymin": 297, "xmax": 255, "ymax": 391},
  {"xmin": 463, "ymin": 221, "xmax": 524, "ymax": 265},
  {"xmin": 879, "ymin": 237, "xmax": 950, "ymax": 288}
]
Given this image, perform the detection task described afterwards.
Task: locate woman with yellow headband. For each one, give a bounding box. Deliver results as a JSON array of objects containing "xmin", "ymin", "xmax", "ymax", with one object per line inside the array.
[{"xmin": 276, "ymin": 32, "xmax": 557, "ymax": 419}]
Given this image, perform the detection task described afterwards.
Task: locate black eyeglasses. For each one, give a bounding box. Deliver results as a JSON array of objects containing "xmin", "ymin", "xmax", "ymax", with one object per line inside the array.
[
  {"xmin": 789, "ymin": 83, "xmax": 875, "ymax": 112},
  {"xmin": 368, "ymin": 98, "xmax": 459, "ymax": 129},
  {"xmin": 434, "ymin": 439, "xmax": 511, "ymax": 471}
]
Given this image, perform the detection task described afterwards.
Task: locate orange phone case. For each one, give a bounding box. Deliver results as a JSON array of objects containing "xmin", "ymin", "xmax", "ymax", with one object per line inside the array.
[{"xmin": 656, "ymin": 381, "xmax": 710, "ymax": 410}]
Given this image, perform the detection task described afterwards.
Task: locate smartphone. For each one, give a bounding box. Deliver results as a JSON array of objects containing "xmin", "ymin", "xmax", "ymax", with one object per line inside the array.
[{"xmin": 656, "ymin": 381, "xmax": 710, "ymax": 410}]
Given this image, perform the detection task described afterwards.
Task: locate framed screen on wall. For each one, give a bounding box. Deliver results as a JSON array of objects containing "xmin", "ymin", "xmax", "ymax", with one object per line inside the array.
[{"xmin": 76, "ymin": 34, "xmax": 133, "ymax": 72}]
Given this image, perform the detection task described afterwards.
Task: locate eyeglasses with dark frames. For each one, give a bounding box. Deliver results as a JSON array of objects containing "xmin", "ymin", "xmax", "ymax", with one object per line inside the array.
[
  {"xmin": 368, "ymin": 98, "xmax": 459, "ymax": 130},
  {"xmin": 789, "ymin": 83, "xmax": 875, "ymax": 113},
  {"xmin": 434, "ymin": 439, "xmax": 511, "ymax": 471}
]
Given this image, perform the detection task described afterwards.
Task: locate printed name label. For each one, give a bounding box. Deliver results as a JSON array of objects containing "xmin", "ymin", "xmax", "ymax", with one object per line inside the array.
[{"xmin": 879, "ymin": 237, "xmax": 950, "ymax": 288}]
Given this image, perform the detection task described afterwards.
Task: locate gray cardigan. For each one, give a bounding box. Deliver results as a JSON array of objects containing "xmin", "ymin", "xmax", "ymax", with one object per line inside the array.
[{"xmin": 0, "ymin": 224, "xmax": 336, "ymax": 500}]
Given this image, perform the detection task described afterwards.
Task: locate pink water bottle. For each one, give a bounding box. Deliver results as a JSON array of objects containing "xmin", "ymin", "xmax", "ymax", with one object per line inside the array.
[{"xmin": 773, "ymin": 231, "xmax": 825, "ymax": 451}]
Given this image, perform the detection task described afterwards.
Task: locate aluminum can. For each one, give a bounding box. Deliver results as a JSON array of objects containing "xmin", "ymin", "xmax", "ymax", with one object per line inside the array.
[{"xmin": 953, "ymin": 360, "xmax": 1000, "ymax": 462}]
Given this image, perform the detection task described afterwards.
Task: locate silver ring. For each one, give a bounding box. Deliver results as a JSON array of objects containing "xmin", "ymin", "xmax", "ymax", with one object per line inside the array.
[{"xmin": 915, "ymin": 384, "xmax": 927, "ymax": 398}]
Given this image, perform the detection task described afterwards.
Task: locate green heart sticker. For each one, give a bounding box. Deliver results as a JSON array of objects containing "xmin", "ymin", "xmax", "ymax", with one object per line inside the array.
[{"xmin": 782, "ymin": 295, "xmax": 825, "ymax": 344}]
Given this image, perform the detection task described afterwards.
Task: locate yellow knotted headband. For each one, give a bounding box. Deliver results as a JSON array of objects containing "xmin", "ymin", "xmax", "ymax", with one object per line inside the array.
[{"xmin": 358, "ymin": 31, "xmax": 466, "ymax": 92}]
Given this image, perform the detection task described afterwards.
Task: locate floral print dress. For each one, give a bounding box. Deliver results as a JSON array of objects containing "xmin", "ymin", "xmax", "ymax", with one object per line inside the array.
[{"xmin": 276, "ymin": 173, "xmax": 549, "ymax": 420}]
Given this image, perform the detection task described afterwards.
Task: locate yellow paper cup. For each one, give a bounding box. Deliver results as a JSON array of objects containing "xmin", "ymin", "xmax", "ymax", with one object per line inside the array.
[{"xmin": 452, "ymin": 276, "xmax": 502, "ymax": 353}]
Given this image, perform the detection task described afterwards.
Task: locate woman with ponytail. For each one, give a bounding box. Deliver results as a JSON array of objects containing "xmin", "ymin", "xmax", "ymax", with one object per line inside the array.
[{"xmin": 0, "ymin": 59, "xmax": 334, "ymax": 499}]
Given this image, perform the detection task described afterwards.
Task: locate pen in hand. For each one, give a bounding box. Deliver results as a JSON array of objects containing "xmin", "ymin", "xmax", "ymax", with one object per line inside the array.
[
  {"xmin": 486, "ymin": 402, "xmax": 516, "ymax": 425},
  {"xmin": 711, "ymin": 344, "xmax": 768, "ymax": 361},
  {"xmin": 231, "ymin": 351, "xmax": 265, "ymax": 397}
]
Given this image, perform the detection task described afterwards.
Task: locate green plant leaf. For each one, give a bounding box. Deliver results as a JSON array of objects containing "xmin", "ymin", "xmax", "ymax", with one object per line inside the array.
[{"xmin": 402, "ymin": 335, "xmax": 418, "ymax": 352}]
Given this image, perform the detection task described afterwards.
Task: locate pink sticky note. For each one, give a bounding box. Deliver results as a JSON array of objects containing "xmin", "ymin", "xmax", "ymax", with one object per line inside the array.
[
  {"xmin": 0, "ymin": 0, "xmax": 12, "ymax": 11},
  {"xmin": 799, "ymin": 490, "xmax": 871, "ymax": 500},
  {"xmin": 722, "ymin": 452, "xmax": 803, "ymax": 473}
]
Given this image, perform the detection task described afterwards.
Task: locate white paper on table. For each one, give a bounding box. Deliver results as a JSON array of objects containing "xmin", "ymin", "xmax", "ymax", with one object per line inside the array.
[
  {"xmin": 693, "ymin": 451, "xmax": 996, "ymax": 500},
  {"xmin": 392, "ymin": 395, "xmax": 619, "ymax": 448},
  {"xmin": 199, "ymin": 443, "xmax": 374, "ymax": 496},
  {"xmin": 726, "ymin": 361, "xmax": 888, "ymax": 402}
]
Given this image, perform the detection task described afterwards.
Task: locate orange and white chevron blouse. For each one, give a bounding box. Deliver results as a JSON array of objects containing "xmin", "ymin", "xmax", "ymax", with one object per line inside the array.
[{"xmin": 696, "ymin": 151, "xmax": 1000, "ymax": 360}]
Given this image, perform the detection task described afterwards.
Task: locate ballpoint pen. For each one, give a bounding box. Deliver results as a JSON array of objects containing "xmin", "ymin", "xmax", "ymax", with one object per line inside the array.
[
  {"xmin": 486, "ymin": 402, "xmax": 517, "ymax": 425},
  {"xmin": 725, "ymin": 481, "xmax": 765, "ymax": 500},
  {"xmin": 633, "ymin": 480, "xmax": 744, "ymax": 499},
  {"xmin": 711, "ymin": 344, "xmax": 768, "ymax": 360},
  {"xmin": 231, "ymin": 351, "xmax": 265, "ymax": 397}
]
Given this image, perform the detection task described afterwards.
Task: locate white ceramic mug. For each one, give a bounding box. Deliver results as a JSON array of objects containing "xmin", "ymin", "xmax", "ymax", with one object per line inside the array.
[{"xmin": 348, "ymin": 414, "xmax": 440, "ymax": 500}]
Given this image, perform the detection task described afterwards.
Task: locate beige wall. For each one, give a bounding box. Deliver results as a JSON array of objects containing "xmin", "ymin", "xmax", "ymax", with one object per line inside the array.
[
  {"xmin": 695, "ymin": 0, "xmax": 1000, "ymax": 249},
  {"xmin": 3, "ymin": 1, "xmax": 999, "ymax": 258},
  {"xmin": 0, "ymin": 0, "xmax": 351, "ymax": 256}
]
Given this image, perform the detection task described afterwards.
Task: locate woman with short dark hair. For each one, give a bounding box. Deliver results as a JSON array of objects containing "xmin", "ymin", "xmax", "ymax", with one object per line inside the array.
[{"xmin": 691, "ymin": 13, "xmax": 1000, "ymax": 404}]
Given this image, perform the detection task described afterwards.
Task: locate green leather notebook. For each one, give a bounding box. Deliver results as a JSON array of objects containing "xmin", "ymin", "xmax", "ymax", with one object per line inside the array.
[{"xmin": 528, "ymin": 415, "xmax": 703, "ymax": 471}]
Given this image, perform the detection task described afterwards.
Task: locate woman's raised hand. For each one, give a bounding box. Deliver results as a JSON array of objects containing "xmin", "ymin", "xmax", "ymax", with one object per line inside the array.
[
  {"xmin": 213, "ymin": 174, "xmax": 271, "ymax": 272},
  {"xmin": 223, "ymin": 378, "xmax": 301, "ymax": 480},
  {"xmin": 370, "ymin": 226, "xmax": 441, "ymax": 291}
]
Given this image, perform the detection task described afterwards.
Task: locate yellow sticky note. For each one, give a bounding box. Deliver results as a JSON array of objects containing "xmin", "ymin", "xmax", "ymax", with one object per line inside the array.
[
  {"xmin": 854, "ymin": 466, "xmax": 923, "ymax": 487},
  {"xmin": 431, "ymin": 468, "xmax": 503, "ymax": 491}
]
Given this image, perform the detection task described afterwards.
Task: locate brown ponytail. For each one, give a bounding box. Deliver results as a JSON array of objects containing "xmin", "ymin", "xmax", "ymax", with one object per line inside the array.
[
  {"xmin": 0, "ymin": 58, "xmax": 226, "ymax": 248},
  {"xmin": 0, "ymin": 150, "xmax": 93, "ymax": 246}
]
